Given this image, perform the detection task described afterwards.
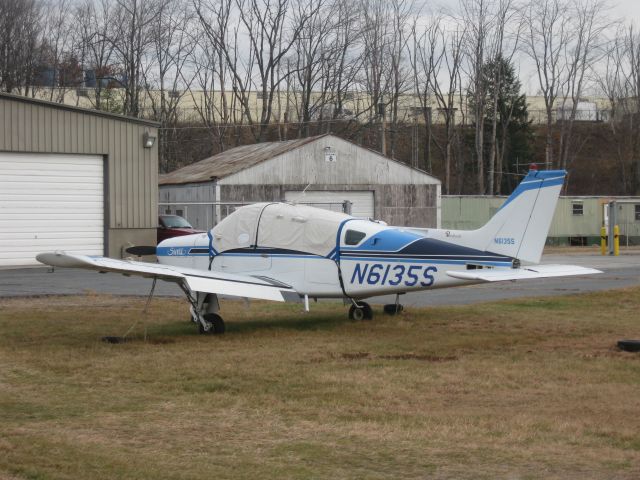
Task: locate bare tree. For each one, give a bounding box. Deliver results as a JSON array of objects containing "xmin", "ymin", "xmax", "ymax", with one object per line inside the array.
[
  {"xmin": 523, "ymin": 0, "xmax": 569, "ymax": 168},
  {"xmin": 461, "ymin": 0, "xmax": 496, "ymax": 193},
  {"xmin": 598, "ymin": 24, "xmax": 640, "ymax": 194},
  {"xmin": 386, "ymin": 0, "xmax": 414, "ymax": 158},
  {"xmin": 144, "ymin": 0, "xmax": 196, "ymax": 169},
  {"xmin": 110, "ymin": 0, "xmax": 168, "ymax": 117},
  {"xmin": 195, "ymin": 0, "xmax": 319, "ymax": 142},
  {"xmin": 556, "ymin": 0, "xmax": 609, "ymax": 170},
  {"xmin": 189, "ymin": 16, "xmax": 231, "ymax": 151},
  {"xmin": 289, "ymin": 0, "xmax": 332, "ymax": 137},
  {"xmin": 0, "ymin": 0, "xmax": 42, "ymax": 94},
  {"xmin": 484, "ymin": 0, "xmax": 521, "ymax": 194},
  {"xmin": 360, "ymin": 0, "xmax": 391, "ymax": 153},
  {"xmin": 40, "ymin": 0, "xmax": 77, "ymax": 103},
  {"xmin": 625, "ymin": 25, "xmax": 640, "ymax": 194},
  {"xmin": 75, "ymin": 0, "xmax": 117, "ymax": 110},
  {"xmin": 358, "ymin": 0, "xmax": 413, "ymax": 157},
  {"xmin": 193, "ymin": 0, "xmax": 248, "ymax": 147},
  {"xmin": 412, "ymin": 15, "xmax": 466, "ymax": 193}
]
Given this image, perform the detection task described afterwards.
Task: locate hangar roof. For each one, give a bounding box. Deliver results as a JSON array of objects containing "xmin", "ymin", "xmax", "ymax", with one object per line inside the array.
[
  {"xmin": 160, "ymin": 135, "xmax": 323, "ymax": 185},
  {"xmin": 0, "ymin": 91, "xmax": 160, "ymax": 127},
  {"xmin": 159, "ymin": 134, "xmax": 439, "ymax": 186}
]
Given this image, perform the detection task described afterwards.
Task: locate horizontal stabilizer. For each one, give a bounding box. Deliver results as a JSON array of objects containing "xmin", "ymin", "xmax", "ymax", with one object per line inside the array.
[
  {"xmin": 446, "ymin": 264, "xmax": 602, "ymax": 282},
  {"xmin": 36, "ymin": 252, "xmax": 298, "ymax": 302}
]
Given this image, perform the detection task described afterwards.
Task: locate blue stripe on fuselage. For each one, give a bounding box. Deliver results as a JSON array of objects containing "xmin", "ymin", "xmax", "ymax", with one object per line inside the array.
[
  {"xmin": 342, "ymin": 234, "xmax": 512, "ymax": 262},
  {"xmin": 340, "ymin": 257, "xmax": 512, "ymax": 266},
  {"xmin": 157, "ymin": 240, "xmax": 512, "ymax": 266}
]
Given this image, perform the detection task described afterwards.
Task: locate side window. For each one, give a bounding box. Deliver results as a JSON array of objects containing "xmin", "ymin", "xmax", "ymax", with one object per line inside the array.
[
  {"xmin": 635, "ymin": 204, "xmax": 640, "ymax": 221},
  {"xmin": 572, "ymin": 202, "xmax": 583, "ymax": 216},
  {"xmin": 345, "ymin": 229, "xmax": 366, "ymax": 245}
]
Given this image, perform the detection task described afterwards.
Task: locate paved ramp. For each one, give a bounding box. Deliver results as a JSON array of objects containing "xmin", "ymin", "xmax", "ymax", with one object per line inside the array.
[{"xmin": 1, "ymin": 252, "xmax": 638, "ymax": 306}]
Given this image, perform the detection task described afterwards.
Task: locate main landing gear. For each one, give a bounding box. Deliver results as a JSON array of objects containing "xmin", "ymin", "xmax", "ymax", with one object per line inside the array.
[
  {"xmin": 348, "ymin": 301, "xmax": 373, "ymax": 321},
  {"xmin": 185, "ymin": 291, "xmax": 226, "ymax": 335},
  {"xmin": 348, "ymin": 295, "xmax": 405, "ymax": 320},
  {"xmin": 199, "ymin": 313, "xmax": 226, "ymax": 335}
]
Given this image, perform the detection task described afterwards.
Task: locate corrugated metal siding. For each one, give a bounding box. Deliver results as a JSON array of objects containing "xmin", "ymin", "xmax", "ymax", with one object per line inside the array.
[
  {"xmin": 159, "ymin": 183, "xmax": 218, "ymax": 229},
  {"xmin": 0, "ymin": 95, "xmax": 158, "ymax": 230}
]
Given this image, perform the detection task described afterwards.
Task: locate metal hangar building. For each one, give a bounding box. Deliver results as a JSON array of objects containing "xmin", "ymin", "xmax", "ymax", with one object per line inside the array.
[
  {"xmin": 0, "ymin": 92, "xmax": 159, "ymax": 267},
  {"xmin": 159, "ymin": 134, "xmax": 441, "ymax": 230}
]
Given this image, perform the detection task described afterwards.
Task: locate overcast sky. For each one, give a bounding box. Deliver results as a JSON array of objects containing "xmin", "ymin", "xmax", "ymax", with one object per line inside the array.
[
  {"xmin": 612, "ymin": 0, "xmax": 640, "ymax": 19},
  {"xmin": 427, "ymin": 0, "xmax": 640, "ymax": 95}
]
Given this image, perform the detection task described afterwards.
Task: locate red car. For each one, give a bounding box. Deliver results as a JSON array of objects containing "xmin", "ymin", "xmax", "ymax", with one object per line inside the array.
[{"xmin": 157, "ymin": 215, "xmax": 205, "ymax": 244}]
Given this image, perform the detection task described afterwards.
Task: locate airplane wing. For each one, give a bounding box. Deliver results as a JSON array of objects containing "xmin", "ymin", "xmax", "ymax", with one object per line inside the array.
[
  {"xmin": 36, "ymin": 252, "xmax": 299, "ymax": 302},
  {"xmin": 446, "ymin": 264, "xmax": 602, "ymax": 282}
]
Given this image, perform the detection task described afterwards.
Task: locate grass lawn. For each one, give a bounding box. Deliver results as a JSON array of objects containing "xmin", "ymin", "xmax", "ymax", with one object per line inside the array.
[{"xmin": 1, "ymin": 288, "xmax": 640, "ymax": 479}]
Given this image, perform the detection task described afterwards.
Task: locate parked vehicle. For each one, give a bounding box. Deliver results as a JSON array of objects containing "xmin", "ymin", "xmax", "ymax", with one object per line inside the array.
[{"xmin": 158, "ymin": 215, "xmax": 204, "ymax": 243}]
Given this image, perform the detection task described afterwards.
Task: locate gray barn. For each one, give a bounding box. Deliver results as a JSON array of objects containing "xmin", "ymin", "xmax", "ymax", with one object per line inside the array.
[
  {"xmin": 0, "ymin": 92, "xmax": 159, "ymax": 266},
  {"xmin": 159, "ymin": 134, "xmax": 441, "ymax": 229}
]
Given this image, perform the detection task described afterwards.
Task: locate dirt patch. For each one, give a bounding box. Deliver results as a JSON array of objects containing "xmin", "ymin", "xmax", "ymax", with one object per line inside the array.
[
  {"xmin": 339, "ymin": 352, "xmax": 458, "ymax": 362},
  {"xmin": 341, "ymin": 352, "xmax": 371, "ymax": 360},
  {"xmin": 379, "ymin": 353, "xmax": 458, "ymax": 362}
]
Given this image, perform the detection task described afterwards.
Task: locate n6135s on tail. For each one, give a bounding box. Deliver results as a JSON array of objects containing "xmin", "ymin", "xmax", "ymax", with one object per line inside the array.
[{"xmin": 38, "ymin": 169, "xmax": 600, "ymax": 333}]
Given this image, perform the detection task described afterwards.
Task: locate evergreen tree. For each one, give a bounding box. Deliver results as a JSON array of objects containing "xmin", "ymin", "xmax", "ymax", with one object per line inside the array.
[{"xmin": 469, "ymin": 55, "xmax": 534, "ymax": 194}]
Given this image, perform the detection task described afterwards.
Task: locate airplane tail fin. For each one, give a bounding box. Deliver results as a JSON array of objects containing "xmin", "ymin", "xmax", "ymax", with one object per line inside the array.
[{"xmin": 470, "ymin": 169, "xmax": 566, "ymax": 264}]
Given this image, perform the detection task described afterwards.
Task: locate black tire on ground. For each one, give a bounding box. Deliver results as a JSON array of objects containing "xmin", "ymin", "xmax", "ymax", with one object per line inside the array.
[
  {"xmin": 360, "ymin": 302, "xmax": 373, "ymax": 320},
  {"xmin": 383, "ymin": 304, "xmax": 404, "ymax": 315},
  {"xmin": 349, "ymin": 302, "xmax": 373, "ymax": 321},
  {"xmin": 617, "ymin": 340, "xmax": 640, "ymax": 352},
  {"xmin": 199, "ymin": 313, "xmax": 226, "ymax": 335},
  {"xmin": 349, "ymin": 305, "xmax": 364, "ymax": 321}
]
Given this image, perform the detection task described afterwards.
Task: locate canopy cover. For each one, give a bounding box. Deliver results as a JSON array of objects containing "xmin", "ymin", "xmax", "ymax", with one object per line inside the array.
[{"xmin": 210, "ymin": 203, "xmax": 351, "ymax": 257}]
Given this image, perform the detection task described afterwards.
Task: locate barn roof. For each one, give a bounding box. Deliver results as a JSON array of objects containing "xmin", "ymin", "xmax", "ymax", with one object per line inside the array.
[{"xmin": 160, "ymin": 134, "xmax": 325, "ymax": 185}]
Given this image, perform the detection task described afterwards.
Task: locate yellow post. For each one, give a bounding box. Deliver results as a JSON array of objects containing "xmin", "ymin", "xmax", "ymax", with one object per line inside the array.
[
  {"xmin": 600, "ymin": 226, "xmax": 607, "ymax": 255},
  {"xmin": 614, "ymin": 225, "xmax": 620, "ymax": 256}
]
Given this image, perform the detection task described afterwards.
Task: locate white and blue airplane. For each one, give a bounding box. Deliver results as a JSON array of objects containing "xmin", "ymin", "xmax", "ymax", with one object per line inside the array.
[{"xmin": 37, "ymin": 169, "xmax": 600, "ymax": 334}]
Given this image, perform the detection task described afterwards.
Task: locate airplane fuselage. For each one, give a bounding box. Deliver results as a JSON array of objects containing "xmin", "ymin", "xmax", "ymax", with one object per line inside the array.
[{"xmin": 157, "ymin": 220, "xmax": 514, "ymax": 299}]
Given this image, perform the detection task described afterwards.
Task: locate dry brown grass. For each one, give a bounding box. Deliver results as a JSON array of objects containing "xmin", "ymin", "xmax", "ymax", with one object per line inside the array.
[{"xmin": 1, "ymin": 289, "xmax": 640, "ymax": 479}]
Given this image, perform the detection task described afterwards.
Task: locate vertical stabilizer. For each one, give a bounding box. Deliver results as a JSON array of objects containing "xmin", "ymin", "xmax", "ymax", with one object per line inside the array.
[{"xmin": 473, "ymin": 170, "xmax": 566, "ymax": 264}]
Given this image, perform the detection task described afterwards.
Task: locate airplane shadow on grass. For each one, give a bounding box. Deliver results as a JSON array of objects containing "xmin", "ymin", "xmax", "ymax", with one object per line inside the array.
[{"xmin": 142, "ymin": 312, "xmax": 352, "ymax": 340}]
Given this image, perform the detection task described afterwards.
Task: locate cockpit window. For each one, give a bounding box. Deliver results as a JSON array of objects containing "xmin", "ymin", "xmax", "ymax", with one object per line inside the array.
[{"xmin": 345, "ymin": 229, "xmax": 366, "ymax": 245}]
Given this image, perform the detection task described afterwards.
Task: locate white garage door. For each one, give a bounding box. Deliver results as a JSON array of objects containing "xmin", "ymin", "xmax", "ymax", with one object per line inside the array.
[
  {"xmin": 285, "ymin": 190, "xmax": 374, "ymax": 218},
  {"xmin": 0, "ymin": 153, "xmax": 104, "ymax": 267}
]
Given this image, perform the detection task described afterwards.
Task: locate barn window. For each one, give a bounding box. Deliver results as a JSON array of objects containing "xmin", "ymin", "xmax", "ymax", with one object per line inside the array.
[
  {"xmin": 635, "ymin": 204, "xmax": 640, "ymax": 221},
  {"xmin": 572, "ymin": 202, "xmax": 583, "ymax": 216},
  {"xmin": 345, "ymin": 230, "xmax": 366, "ymax": 245}
]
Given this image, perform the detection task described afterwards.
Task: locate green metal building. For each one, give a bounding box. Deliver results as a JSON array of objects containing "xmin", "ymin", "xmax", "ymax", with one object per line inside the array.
[{"xmin": 442, "ymin": 196, "xmax": 640, "ymax": 246}]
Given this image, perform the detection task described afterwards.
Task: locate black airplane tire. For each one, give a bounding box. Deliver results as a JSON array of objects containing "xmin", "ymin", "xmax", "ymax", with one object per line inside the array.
[
  {"xmin": 361, "ymin": 302, "xmax": 373, "ymax": 320},
  {"xmin": 350, "ymin": 306, "xmax": 365, "ymax": 321},
  {"xmin": 617, "ymin": 340, "xmax": 640, "ymax": 352},
  {"xmin": 349, "ymin": 303, "xmax": 373, "ymax": 321},
  {"xmin": 200, "ymin": 313, "xmax": 226, "ymax": 335}
]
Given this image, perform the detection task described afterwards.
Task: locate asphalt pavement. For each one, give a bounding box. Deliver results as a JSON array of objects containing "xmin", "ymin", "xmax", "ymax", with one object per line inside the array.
[{"xmin": 1, "ymin": 251, "xmax": 638, "ymax": 307}]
